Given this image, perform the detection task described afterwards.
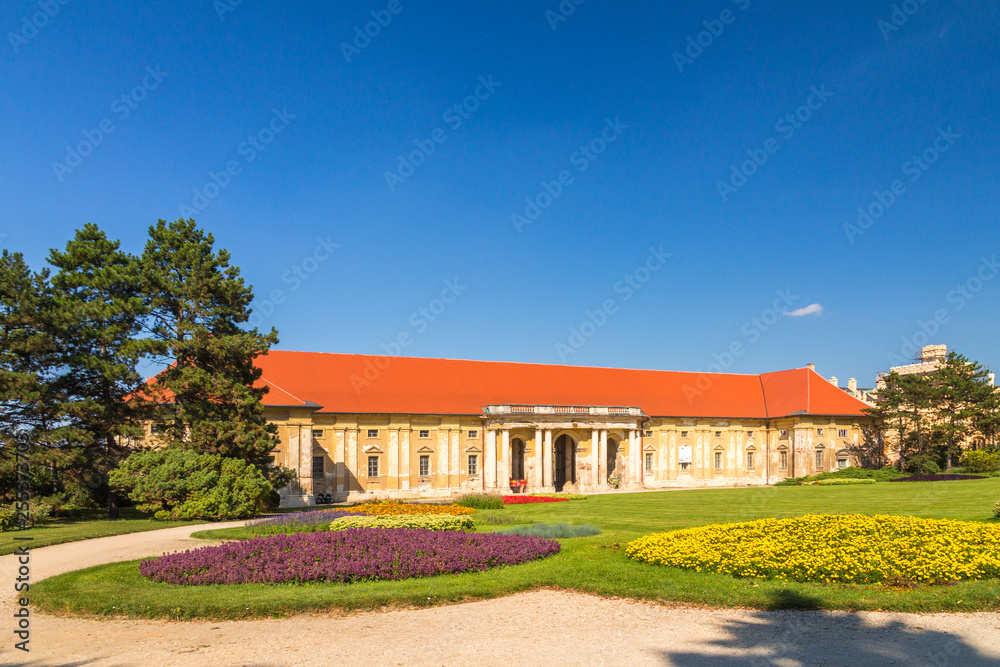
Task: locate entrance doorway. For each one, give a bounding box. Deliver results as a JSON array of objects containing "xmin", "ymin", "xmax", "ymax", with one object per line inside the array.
[
  {"xmin": 554, "ymin": 434, "xmax": 576, "ymax": 492},
  {"xmin": 606, "ymin": 438, "xmax": 620, "ymax": 483},
  {"xmin": 511, "ymin": 438, "xmax": 526, "ymax": 481}
]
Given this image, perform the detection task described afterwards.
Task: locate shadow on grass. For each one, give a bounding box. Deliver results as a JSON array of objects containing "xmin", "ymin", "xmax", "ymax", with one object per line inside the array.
[{"xmin": 660, "ymin": 588, "xmax": 989, "ymax": 666}]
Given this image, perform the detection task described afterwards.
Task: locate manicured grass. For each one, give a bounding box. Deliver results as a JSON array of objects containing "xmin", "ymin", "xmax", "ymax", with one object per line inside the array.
[
  {"xmin": 33, "ymin": 479, "xmax": 1000, "ymax": 618},
  {"xmin": 0, "ymin": 508, "xmax": 202, "ymax": 556}
]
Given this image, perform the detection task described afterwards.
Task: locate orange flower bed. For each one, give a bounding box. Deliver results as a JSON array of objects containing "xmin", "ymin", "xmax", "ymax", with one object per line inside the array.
[{"xmin": 343, "ymin": 500, "xmax": 476, "ymax": 516}]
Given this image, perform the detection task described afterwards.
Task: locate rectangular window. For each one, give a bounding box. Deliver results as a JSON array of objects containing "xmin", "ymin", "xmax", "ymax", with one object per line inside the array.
[
  {"xmin": 779, "ymin": 430, "xmax": 788, "ymax": 437},
  {"xmin": 367, "ymin": 456, "xmax": 379, "ymax": 478},
  {"xmin": 468, "ymin": 454, "xmax": 478, "ymax": 476},
  {"xmin": 779, "ymin": 451, "xmax": 788, "ymax": 469},
  {"xmin": 714, "ymin": 452, "xmax": 722, "ymax": 470},
  {"xmin": 837, "ymin": 459, "xmax": 848, "ymax": 470},
  {"xmin": 746, "ymin": 452, "xmax": 755, "ymax": 470},
  {"xmin": 680, "ymin": 462, "xmax": 691, "ymax": 471},
  {"xmin": 645, "ymin": 452, "xmax": 653, "ymax": 471},
  {"xmin": 468, "ymin": 430, "xmax": 478, "ymax": 438},
  {"xmin": 815, "ymin": 451, "xmax": 824, "ymax": 469},
  {"xmin": 680, "ymin": 431, "xmax": 688, "ymax": 438},
  {"xmin": 746, "ymin": 430, "xmax": 754, "ymax": 439},
  {"xmin": 838, "ymin": 429, "xmax": 848, "ymax": 438},
  {"xmin": 419, "ymin": 455, "xmax": 430, "ymax": 477},
  {"xmin": 367, "ymin": 429, "xmax": 379, "ymax": 438},
  {"xmin": 644, "ymin": 430, "xmax": 653, "ymax": 437},
  {"xmin": 419, "ymin": 429, "xmax": 429, "ymax": 438},
  {"xmin": 312, "ymin": 429, "xmax": 323, "ymax": 440},
  {"xmin": 817, "ymin": 428, "xmax": 824, "ymax": 436},
  {"xmin": 312, "ymin": 456, "xmax": 324, "ymax": 478},
  {"xmin": 715, "ymin": 431, "xmax": 722, "ymax": 438}
]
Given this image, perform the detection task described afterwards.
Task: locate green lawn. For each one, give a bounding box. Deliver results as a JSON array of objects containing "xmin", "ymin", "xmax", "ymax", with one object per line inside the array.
[
  {"xmin": 0, "ymin": 508, "xmax": 204, "ymax": 556},
  {"xmin": 32, "ymin": 479, "xmax": 1000, "ymax": 619}
]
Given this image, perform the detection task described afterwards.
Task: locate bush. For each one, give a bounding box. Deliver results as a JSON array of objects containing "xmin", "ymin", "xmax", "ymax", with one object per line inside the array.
[
  {"xmin": 110, "ymin": 449, "xmax": 272, "ymax": 521},
  {"xmin": 330, "ymin": 514, "xmax": 474, "ymax": 532},
  {"xmin": 0, "ymin": 499, "xmax": 53, "ymax": 530},
  {"xmin": 816, "ymin": 478, "xmax": 877, "ymax": 485},
  {"xmin": 0, "ymin": 506, "xmax": 16, "ymax": 531},
  {"xmin": 773, "ymin": 466, "xmax": 904, "ymax": 486},
  {"xmin": 906, "ymin": 455, "xmax": 941, "ymax": 475},
  {"xmin": 962, "ymin": 450, "xmax": 1000, "ymax": 474},
  {"xmin": 889, "ymin": 474, "xmax": 987, "ymax": 482},
  {"xmin": 994, "ymin": 500, "xmax": 1000, "ymax": 519},
  {"xmin": 455, "ymin": 493, "xmax": 504, "ymax": 510},
  {"xmin": 497, "ymin": 523, "xmax": 601, "ymax": 538}
]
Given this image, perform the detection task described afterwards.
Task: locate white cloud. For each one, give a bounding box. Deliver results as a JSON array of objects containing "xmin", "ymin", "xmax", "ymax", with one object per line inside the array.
[{"xmin": 784, "ymin": 303, "xmax": 824, "ymax": 317}]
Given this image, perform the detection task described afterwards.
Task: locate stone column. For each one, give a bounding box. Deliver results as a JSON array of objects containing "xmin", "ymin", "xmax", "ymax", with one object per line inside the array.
[
  {"xmin": 485, "ymin": 429, "xmax": 497, "ymax": 489},
  {"xmin": 438, "ymin": 430, "xmax": 449, "ymax": 489},
  {"xmin": 590, "ymin": 430, "xmax": 597, "ymax": 487},
  {"xmin": 599, "ymin": 429, "xmax": 608, "ymax": 487},
  {"xmin": 533, "ymin": 427, "xmax": 543, "ymax": 489},
  {"xmin": 543, "ymin": 429, "xmax": 554, "ymax": 491},
  {"xmin": 388, "ymin": 428, "xmax": 399, "ymax": 491},
  {"xmin": 299, "ymin": 425, "xmax": 314, "ymax": 498},
  {"xmin": 628, "ymin": 429, "xmax": 639, "ymax": 487},
  {"xmin": 500, "ymin": 428, "xmax": 510, "ymax": 491},
  {"xmin": 451, "ymin": 429, "xmax": 461, "ymax": 489},
  {"xmin": 400, "ymin": 428, "xmax": 411, "ymax": 491}
]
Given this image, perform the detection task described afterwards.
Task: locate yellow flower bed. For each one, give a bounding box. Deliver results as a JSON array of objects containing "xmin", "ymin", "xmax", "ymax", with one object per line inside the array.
[
  {"xmin": 330, "ymin": 514, "xmax": 474, "ymax": 532},
  {"xmin": 343, "ymin": 500, "xmax": 475, "ymax": 516},
  {"xmin": 625, "ymin": 514, "xmax": 1000, "ymax": 584}
]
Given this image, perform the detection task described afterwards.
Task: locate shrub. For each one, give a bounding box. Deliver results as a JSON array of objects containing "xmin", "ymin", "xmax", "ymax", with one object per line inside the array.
[
  {"xmin": 343, "ymin": 500, "xmax": 475, "ymax": 516},
  {"xmin": 773, "ymin": 465, "xmax": 904, "ymax": 486},
  {"xmin": 962, "ymin": 450, "xmax": 1000, "ymax": 474},
  {"xmin": 502, "ymin": 495, "xmax": 569, "ymax": 504},
  {"xmin": 816, "ymin": 478, "xmax": 877, "ymax": 485},
  {"xmin": 889, "ymin": 474, "xmax": 987, "ymax": 482},
  {"xmin": 330, "ymin": 514, "xmax": 474, "ymax": 532},
  {"xmin": 0, "ymin": 506, "xmax": 16, "ymax": 531},
  {"xmin": 139, "ymin": 528, "xmax": 560, "ymax": 585},
  {"xmin": 0, "ymin": 499, "xmax": 53, "ymax": 529},
  {"xmin": 455, "ymin": 493, "xmax": 504, "ymax": 510},
  {"xmin": 110, "ymin": 449, "xmax": 272, "ymax": 521},
  {"xmin": 905, "ymin": 455, "xmax": 941, "ymax": 475},
  {"xmin": 626, "ymin": 514, "xmax": 1000, "ymax": 584},
  {"xmin": 994, "ymin": 500, "xmax": 1000, "ymax": 519},
  {"xmin": 497, "ymin": 523, "xmax": 601, "ymax": 538}
]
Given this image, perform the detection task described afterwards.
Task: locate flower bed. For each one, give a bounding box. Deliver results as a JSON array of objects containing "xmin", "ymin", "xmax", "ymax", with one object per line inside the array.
[
  {"xmin": 502, "ymin": 495, "xmax": 570, "ymax": 504},
  {"xmin": 330, "ymin": 514, "xmax": 474, "ymax": 532},
  {"xmin": 625, "ymin": 514, "xmax": 1000, "ymax": 585},
  {"xmin": 139, "ymin": 528, "xmax": 559, "ymax": 585},
  {"xmin": 889, "ymin": 474, "xmax": 988, "ymax": 482},
  {"xmin": 344, "ymin": 500, "xmax": 476, "ymax": 516},
  {"xmin": 529, "ymin": 493, "xmax": 588, "ymax": 500}
]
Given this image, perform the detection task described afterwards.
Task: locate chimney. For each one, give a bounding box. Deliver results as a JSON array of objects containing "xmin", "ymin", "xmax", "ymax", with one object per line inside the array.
[
  {"xmin": 829, "ymin": 376, "xmax": 838, "ymax": 388},
  {"xmin": 848, "ymin": 378, "xmax": 857, "ymax": 393},
  {"xmin": 806, "ymin": 363, "xmax": 816, "ymax": 372}
]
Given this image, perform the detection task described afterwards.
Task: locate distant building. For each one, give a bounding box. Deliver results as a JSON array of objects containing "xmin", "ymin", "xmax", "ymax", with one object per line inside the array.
[{"xmin": 141, "ymin": 352, "xmax": 871, "ymax": 506}]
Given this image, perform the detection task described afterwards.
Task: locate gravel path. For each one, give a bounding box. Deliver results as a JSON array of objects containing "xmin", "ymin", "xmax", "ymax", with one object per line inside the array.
[{"xmin": 3, "ymin": 525, "xmax": 999, "ymax": 666}]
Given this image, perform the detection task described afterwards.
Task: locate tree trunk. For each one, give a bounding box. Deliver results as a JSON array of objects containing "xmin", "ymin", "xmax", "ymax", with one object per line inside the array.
[{"xmin": 106, "ymin": 489, "xmax": 120, "ymax": 520}]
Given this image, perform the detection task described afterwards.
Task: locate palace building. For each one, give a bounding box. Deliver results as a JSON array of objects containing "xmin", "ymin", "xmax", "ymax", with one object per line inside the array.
[{"xmin": 159, "ymin": 351, "xmax": 869, "ymax": 506}]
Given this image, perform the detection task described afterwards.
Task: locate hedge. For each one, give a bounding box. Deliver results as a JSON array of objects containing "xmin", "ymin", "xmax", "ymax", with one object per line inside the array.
[
  {"xmin": 816, "ymin": 478, "xmax": 877, "ymax": 486},
  {"xmin": 329, "ymin": 514, "xmax": 474, "ymax": 532}
]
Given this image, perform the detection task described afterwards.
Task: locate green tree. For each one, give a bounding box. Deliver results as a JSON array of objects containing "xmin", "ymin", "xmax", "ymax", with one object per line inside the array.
[
  {"xmin": 139, "ymin": 219, "xmax": 281, "ymax": 474},
  {"xmin": 47, "ymin": 224, "xmax": 149, "ymax": 517},
  {"xmin": 110, "ymin": 448, "xmax": 271, "ymax": 520},
  {"xmin": 927, "ymin": 351, "xmax": 1000, "ymax": 469}
]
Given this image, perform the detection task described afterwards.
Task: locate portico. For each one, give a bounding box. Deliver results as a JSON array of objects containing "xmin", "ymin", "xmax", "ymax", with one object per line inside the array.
[{"xmin": 482, "ymin": 404, "xmax": 647, "ymax": 493}]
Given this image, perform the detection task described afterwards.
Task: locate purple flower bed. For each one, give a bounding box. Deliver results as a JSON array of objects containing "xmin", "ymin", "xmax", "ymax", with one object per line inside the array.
[
  {"xmin": 247, "ymin": 509, "xmax": 355, "ymax": 535},
  {"xmin": 140, "ymin": 528, "xmax": 560, "ymax": 585},
  {"xmin": 889, "ymin": 474, "xmax": 988, "ymax": 482}
]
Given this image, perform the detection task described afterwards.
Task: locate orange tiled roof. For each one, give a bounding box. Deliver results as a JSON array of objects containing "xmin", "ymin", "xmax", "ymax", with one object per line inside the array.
[{"xmin": 246, "ymin": 351, "xmax": 869, "ymax": 419}]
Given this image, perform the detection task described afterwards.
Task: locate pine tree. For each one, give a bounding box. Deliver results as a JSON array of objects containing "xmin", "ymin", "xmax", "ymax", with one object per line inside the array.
[
  {"xmin": 139, "ymin": 219, "xmax": 281, "ymax": 473},
  {"xmin": 47, "ymin": 224, "xmax": 149, "ymax": 517},
  {"xmin": 927, "ymin": 351, "xmax": 1000, "ymax": 469}
]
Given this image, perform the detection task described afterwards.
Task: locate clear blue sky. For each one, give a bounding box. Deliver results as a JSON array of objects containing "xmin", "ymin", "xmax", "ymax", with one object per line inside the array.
[{"xmin": 2, "ymin": 0, "xmax": 997, "ymax": 386}]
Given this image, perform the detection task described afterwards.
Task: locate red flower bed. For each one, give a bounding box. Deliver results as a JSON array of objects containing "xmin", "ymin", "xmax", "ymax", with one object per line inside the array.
[{"xmin": 502, "ymin": 495, "xmax": 569, "ymax": 504}]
